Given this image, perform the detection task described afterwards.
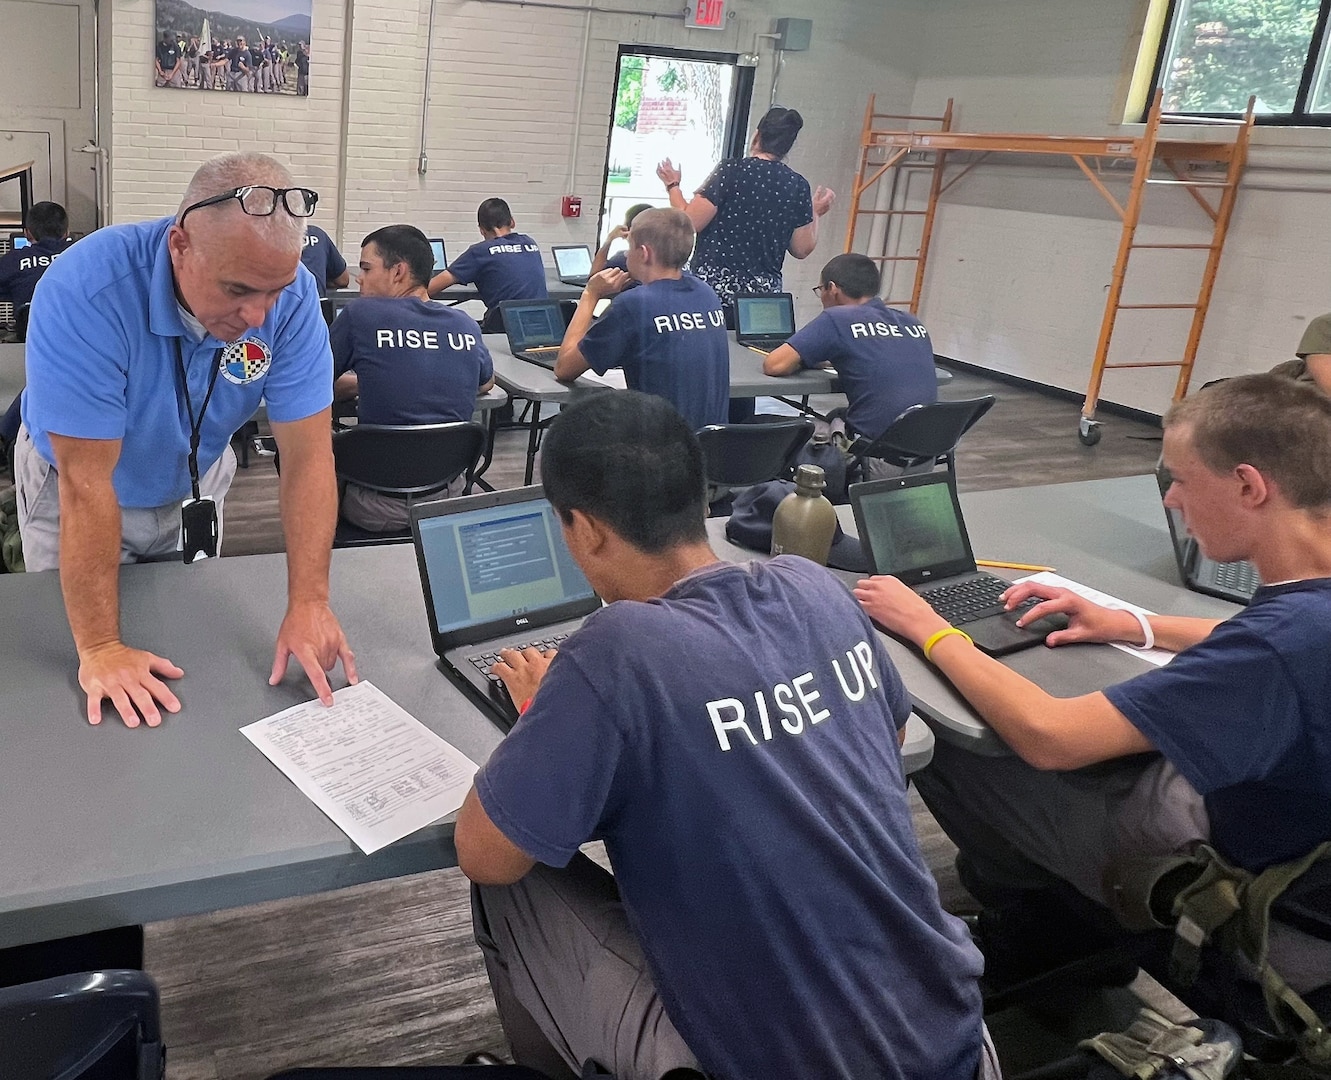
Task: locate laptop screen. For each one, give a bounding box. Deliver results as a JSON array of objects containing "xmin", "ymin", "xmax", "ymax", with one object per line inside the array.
[
  {"xmin": 415, "ymin": 494, "xmax": 595, "ymax": 641},
  {"xmin": 503, "ymin": 301, "xmax": 565, "ymax": 352},
  {"xmin": 9, "ymin": 233, "xmax": 29, "ymax": 250},
  {"xmin": 735, "ymin": 295, "xmax": 794, "ymax": 338},
  {"xmin": 553, "ymin": 246, "xmax": 592, "ymax": 279},
  {"xmin": 851, "ymin": 475, "xmax": 976, "ymax": 584},
  {"xmin": 429, "ymin": 238, "xmax": 448, "ymax": 273}
]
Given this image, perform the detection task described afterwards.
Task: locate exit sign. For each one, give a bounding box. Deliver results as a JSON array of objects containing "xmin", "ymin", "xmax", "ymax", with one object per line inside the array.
[{"xmin": 686, "ymin": 0, "xmax": 727, "ymax": 29}]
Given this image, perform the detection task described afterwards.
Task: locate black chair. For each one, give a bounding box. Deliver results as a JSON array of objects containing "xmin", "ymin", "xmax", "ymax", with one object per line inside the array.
[
  {"xmin": 15, "ymin": 302, "xmax": 30, "ymax": 343},
  {"xmin": 265, "ymin": 1069, "xmax": 554, "ymax": 1080},
  {"xmin": 480, "ymin": 307, "xmax": 505, "ymax": 334},
  {"xmin": 850, "ymin": 396, "xmax": 996, "ymax": 476},
  {"xmin": 0, "ymin": 969, "xmax": 165, "ymax": 1079},
  {"xmin": 332, "ymin": 421, "xmax": 486, "ymax": 547},
  {"xmin": 696, "ymin": 418, "xmax": 814, "ymax": 491}
]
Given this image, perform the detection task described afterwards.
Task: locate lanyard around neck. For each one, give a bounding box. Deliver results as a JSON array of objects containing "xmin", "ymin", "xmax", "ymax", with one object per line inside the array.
[{"xmin": 173, "ymin": 338, "xmax": 223, "ymax": 501}]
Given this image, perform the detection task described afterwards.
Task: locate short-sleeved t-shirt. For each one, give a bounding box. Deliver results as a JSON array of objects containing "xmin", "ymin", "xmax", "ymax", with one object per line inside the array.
[
  {"xmin": 22, "ymin": 216, "xmax": 332, "ymax": 508},
  {"xmin": 330, "ymin": 297, "xmax": 491, "ymax": 426},
  {"xmin": 787, "ymin": 298, "xmax": 938, "ymax": 440},
  {"xmin": 1104, "ymin": 579, "xmax": 1331, "ymax": 871},
  {"xmin": 447, "ymin": 232, "xmax": 547, "ymax": 311},
  {"xmin": 1297, "ymin": 314, "xmax": 1331, "ymax": 358},
  {"xmin": 577, "ymin": 275, "xmax": 729, "ymax": 430},
  {"xmin": 155, "ymin": 40, "xmax": 181, "ymax": 71},
  {"xmin": 299, "ymin": 225, "xmax": 348, "ymax": 298},
  {"xmin": 691, "ymin": 157, "xmax": 814, "ymax": 304},
  {"xmin": 0, "ymin": 237, "xmax": 72, "ymax": 307},
  {"xmin": 476, "ymin": 557, "xmax": 985, "ymax": 1080}
]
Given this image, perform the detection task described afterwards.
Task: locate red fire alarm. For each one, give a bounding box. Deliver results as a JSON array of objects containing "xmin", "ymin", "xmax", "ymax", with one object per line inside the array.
[{"xmin": 561, "ymin": 195, "xmax": 582, "ymax": 218}]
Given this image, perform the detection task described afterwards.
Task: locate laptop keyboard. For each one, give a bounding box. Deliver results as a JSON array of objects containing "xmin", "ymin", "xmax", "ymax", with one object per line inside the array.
[
  {"xmin": 467, "ymin": 634, "xmax": 570, "ymax": 687},
  {"xmin": 917, "ymin": 575, "xmax": 1035, "ymax": 627},
  {"xmin": 741, "ymin": 337, "xmax": 789, "ymax": 353},
  {"xmin": 1212, "ymin": 560, "xmax": 1261, "ymax": 594}
]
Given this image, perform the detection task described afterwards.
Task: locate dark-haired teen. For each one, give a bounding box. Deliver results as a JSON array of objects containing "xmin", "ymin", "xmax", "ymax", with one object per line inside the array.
[
  {"xmin": 428, "ymin": 197, "xmax": 546, "ymax": 327},
  {"xmin": 763, "ymin": 252, "xmax": 937, "ymax": 442},
  {"xmin": 0, "ymin": 202, "xmax": 72, "ymax": 308},
  {"xmin": 456, "ymin": 389, "xmax": 994, "ymax": 1080}
]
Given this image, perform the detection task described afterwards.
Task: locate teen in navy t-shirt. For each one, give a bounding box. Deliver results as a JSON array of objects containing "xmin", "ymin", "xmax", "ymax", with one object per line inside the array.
[
  {"xmin": 299, "ymin": 224, "xmax": 349, "ymax": 298},
  {"xmin": 555, "ymin": 207, "xmax": 729, "ymax": 431},
  {"xmin": 330, "ymin": 297, "xmax": 492, "ymax": 425},
  {"xmin": 0, "ymin": 236, "xmax": 72, "ymax": 308},
  {"xmin": 428, "ymin": 198, "xmax": 546, "ymax": 318}
]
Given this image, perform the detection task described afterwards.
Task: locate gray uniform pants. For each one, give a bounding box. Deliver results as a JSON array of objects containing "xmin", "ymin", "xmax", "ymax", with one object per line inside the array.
[
  {"xmin": 472, "ymin": 852, "xmax": 1003, "ymax": 1080},
  {"xmin": 15, "ymin": 424, "xmax": 237, "ymax": 573}
]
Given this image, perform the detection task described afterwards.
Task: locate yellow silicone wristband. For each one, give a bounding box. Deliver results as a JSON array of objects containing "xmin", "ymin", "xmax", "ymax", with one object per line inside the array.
[{"xmin": 922, "ymin": 626, "xmax": 974, "ymax": 663}]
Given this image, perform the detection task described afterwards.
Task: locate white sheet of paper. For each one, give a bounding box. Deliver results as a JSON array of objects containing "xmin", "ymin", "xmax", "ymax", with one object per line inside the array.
[
  {"xmin": 581, "ymin": 368, "xmax": 627, "ymax": 389},
  {"xmin": 241, "ymin": 681, "xmax": 479, "ymax": 854},
  {"xmin": 1016, "ymin": 571, "xmax": 1175, "ymax": 667}
]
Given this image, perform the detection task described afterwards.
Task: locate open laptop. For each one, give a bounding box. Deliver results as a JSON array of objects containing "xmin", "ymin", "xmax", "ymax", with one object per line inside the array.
[
  {"xmin": 411, "ymin": 486, "xmax": 601, "ymax": 728},
  {"xmin": 8, "ymin": 232, "xmax": 29, "ymax": 250},
  {"xmin": 428, "ymin": 237, "xmax": 448, "ymax": 274},
  {"xmin": 850, "ymin": 472, "xmax": 1068, "ymax": 656},
  {"xmin": 500, "ymin": 298, "xmax": 567, "ymax": 369},
  {"xmin": 734, "ymin": 293, "xmax": 796, "ymax": 352},
  {"xmin": 552, "ymin": 244, "xmax": 593, "ymax": 286},
  {"xmin": 1155, "ymin": 460, "xmax": 1260, "ymax": 604}
]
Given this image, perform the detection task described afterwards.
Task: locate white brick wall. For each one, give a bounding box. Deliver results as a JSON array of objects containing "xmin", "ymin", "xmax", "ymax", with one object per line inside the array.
[{"xmin": 908, "ymin": 0, "xmax": 1331, "ymax": 416}]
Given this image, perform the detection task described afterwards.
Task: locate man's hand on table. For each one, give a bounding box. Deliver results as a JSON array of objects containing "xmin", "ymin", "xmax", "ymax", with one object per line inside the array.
[
  {"xmin": 492, "ymin": 645, "xmax": 556, "ymax": 710},
  {"xmin": 269, "ymin": 599, "xmax": 358, "ymax": 705},
  {"xmin": 1000, "ymin": 581, "xmax": 1143, "ymax": 648},
  {"xmin": 853, "ymin": 576, "xmax": 950, "ymax": 648},
  {"xmin": 79, "ymin": 642, "xmax": 184, "ymax": 728}
]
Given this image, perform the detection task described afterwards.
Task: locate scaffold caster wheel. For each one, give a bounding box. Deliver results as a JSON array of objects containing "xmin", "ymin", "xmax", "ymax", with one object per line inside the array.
[{"xmin": 1078, "ymin": 418, "xmax": 1102, "ymax": 446}]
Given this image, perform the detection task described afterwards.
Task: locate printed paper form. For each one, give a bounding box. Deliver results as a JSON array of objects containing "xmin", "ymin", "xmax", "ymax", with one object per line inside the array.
[
  {"xmin": 1017, "ymin": 571, "xmax": 1175, "ymax": 668},
  {"xmin": 581, "ymin": 368, "xmax": 627, "ymax": 390},
  {"xmin": 241, "ymin": 681, "xmax": 478, "ymax": 855}
]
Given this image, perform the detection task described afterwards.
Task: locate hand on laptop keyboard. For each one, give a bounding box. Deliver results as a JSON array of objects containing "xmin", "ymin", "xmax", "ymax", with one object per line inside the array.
[{"xmin": 470, "ymin": 636, "xmax": 566, "ymax": 711}]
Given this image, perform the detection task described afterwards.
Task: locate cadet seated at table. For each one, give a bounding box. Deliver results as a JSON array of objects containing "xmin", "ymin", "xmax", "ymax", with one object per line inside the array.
[
  {"xmin": 332, "ymin": 224, "xmax": 493, "ymax": 531},
  {"xmin": 299, "ymin": 220, "xmax": 350, "ymax": 299},
  {"xmin": 0, "ymin": 201, "xmax": 73, "ymax": 309},
  {"xmin": 591, "ymin": 200, "xmax": 653, "ymax": 278},
  {"xmin": 553, "ymin": 208, "xmax": 729, "ymax": 432},
  {"xmin": 428, "ymin": 197, "xmax": 546, "ymax": 329},
  {"xmin": 762, "ymin": 253, "xmax": 937, "ymax": 444}
]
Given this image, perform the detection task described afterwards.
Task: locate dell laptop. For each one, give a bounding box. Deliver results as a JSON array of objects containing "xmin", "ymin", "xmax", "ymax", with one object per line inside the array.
[
  {"xmin": 1155, "ymin": 460, "xmax": 1260, "ymax": 604},
  {"xmin": 734, "ymin": 293, "xmax": 796, "ymax": 353},
  {"xmin": 411, "ymin": 486, "xmax": 601, "ymax": 728},
  {"xmin": 500, "ymin": 298, "xmax": 567, "ymax": 369},
  {"xmin": 8, "ymin": 232, "xmax": 28, "ymax": 250},
  {"xmin": 850, "ymin": 472, "xmax": 1068, "ymax": 656},
  {"xmin": 552, "ymin": 244, "xmax": 593, "ymax": 286},
  {"xmin": 428, "ymin": 237, "xmax": 448, "ymax": 274}
]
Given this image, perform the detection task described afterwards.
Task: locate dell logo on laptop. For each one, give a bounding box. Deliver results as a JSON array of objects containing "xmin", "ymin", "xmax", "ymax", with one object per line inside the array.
[{"xmin": 516, "ymin": 617, "xmax": 530, "ymax": 625}]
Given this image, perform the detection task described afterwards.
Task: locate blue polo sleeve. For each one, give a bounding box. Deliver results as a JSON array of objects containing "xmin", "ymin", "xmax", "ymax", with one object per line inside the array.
[
  {"xmin": 576, "ymin": 295, "xmax": 636, "ymax": 376},
  {"xmin": 261, "ymin": 275, "xmax": 333, "ymax": 424},
  {"xmin": 447, "ymin": 243, "xmax": 482, "ymax": 286},
  {"xmin": 786, "ymin": 311, "xmax": 838, "ymax": 369},
  {"xmin": 24, "ymin": 266, "xmax": 133, "ymax": 441},
  {"xmin": 475, "ymin": 651, "xmax": 625, "ymax": 867}
]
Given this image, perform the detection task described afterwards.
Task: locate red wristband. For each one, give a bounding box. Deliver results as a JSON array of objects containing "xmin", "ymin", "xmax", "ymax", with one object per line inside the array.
[{"xmin": 518, "ymin": 697, "xmax": 534, "ymax": 715}]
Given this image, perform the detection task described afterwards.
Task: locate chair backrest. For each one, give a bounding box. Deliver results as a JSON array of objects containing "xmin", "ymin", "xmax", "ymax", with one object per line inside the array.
[
  {"xmin": 696, "ymin": 418, "xmax": 814, "ymax": 488},
  {"xmin": 15, "ymin": 302, "xmax": 30, "ymax": 343},
  {"xmin": 858, "ymin": 396, "xmax": 996, "ymax": 470},
  {"xmin": 0, "ymin": 969, "xmax": 164, "ymax": 1079},
  {"xmin": 332, "ymin": 422, "xmax": 486, "ymax": 497},
  {"xmin": 480, "ymin": 306, "xmax": 505, "ymax": 335}
]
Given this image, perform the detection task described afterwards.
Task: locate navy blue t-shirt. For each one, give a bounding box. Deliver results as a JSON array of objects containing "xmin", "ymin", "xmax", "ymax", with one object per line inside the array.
[
  {"xmin": 477, "ymin": 557, "xmax": 985, "ymax": 1080},
  {"xmin": 0, "ymin": 237, "xmax": 72, "ymax": 307},
  {"xmin": 447, "ymin": 232, "xmax": 547, "ymax": 311},
  {"xmin": 787, "ymin": 298, "xmax": 937, "ymax": 440},
  {"xmin": 578, "ymin": 275, "xmax": 729, "ymax": 430},
  {"xmin": 330, "ymin": 297, "xmax": 492, "ymax": 426},
  {"xmin": 692, "ymin": 156, "xmax": 813, "ymax": 304},
  {"xmin": 1105, "ymin": 579, "xmax": 1331, "ymax": 871},
  {"xmin": 300, "ymin": 225, "xmax": 348, "ymax": 298}
]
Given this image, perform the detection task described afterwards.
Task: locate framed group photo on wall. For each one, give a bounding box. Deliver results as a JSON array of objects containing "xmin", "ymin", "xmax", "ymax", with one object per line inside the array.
[{"xmin": 154, "ymin": 0, "xmax": 312, "ymax": 96}]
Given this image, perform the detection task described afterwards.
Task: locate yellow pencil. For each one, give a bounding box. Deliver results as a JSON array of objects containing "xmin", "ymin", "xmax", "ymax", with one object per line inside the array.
[
  {"xmin": 976, "ymin": 559, "xmax": 1055, "ymax": 573},
  {"xmin": 746, "ymin": 346, "xmax": 770, "ymax": 357}
]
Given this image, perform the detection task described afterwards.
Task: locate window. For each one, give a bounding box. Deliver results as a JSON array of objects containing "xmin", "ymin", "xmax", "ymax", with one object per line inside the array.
[{"xmin": 1144, "ymin": 0, "xmax": 1331, "ymax": 123}]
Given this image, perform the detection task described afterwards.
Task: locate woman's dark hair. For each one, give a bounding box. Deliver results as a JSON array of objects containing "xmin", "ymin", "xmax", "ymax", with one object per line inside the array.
[
  {"xmin": 755, "ymin": 107, "xmax": 804, "ymax": 158},
  {"xmin": 540, "ymin": 391, "xmax": 708, "ymax": 553},
  {"xmin": 360, "ymin": 224, "xmax": 433, "ymax": 288}
]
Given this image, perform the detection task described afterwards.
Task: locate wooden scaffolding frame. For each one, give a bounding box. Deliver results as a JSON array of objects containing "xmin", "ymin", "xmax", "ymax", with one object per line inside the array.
[{"xmin": 843, "ymin": 91, "xmax": 1256, "ymax": 444}]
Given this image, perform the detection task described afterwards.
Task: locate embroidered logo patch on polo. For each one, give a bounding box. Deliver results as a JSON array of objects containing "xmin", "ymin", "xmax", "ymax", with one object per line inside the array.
[{"xmin": 219, "ymin": 338, "xmax": 272, "ymax": 385}]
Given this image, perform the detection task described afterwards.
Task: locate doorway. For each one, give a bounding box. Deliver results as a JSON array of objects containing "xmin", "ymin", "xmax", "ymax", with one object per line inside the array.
[{"xmin": 597, "ymin": 45, "xmax": 753, "ymax": 249}]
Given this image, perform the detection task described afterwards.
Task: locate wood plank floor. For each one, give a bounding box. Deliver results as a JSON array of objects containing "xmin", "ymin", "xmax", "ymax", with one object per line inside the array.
[{"xmin": 149, "ymin": 369, "xmax": 1164, "ymax": 1078}]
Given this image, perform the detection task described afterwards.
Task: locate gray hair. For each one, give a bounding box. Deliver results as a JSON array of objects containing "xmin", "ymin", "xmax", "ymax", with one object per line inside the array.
[{"xmin": 177, "ymin": 152, "xmax": 307, "ymax": 254}]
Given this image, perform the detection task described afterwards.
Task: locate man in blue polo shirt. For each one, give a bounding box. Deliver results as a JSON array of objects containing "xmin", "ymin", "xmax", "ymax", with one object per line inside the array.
[
  {"xmin": 331, "ymin": 224, "xmax": 493, "ymax": 530},
  {"xmin": 554, "ymin": 208, "xmax": 729, "ymax": 431},
  {"xmin": 428, "ymin": 197, "xmax": 546, "ymax": 329},
  {"xmin": 0, "ymin": 202, "xmax": 72, "ymax": 309},
  {"xmin": 456, "ymin": 391, "xmax": 993, "ymax": 1080},
  {"xmin": 17, "ymin": 151, "xmax": 355, "ymax": 730},
  {"xmin": 300, "ymin": 221, "xmax": 350, "ymax": 298},
  {"xmin": 763, "ymin": 252, "xmax": 936, "ymax": 442}
]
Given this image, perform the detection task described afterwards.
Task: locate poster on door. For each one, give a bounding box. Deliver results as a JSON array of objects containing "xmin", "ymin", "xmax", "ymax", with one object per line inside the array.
[{"xmin": 153, "ymin": 0, "xmax": 313, "ymax": 96}]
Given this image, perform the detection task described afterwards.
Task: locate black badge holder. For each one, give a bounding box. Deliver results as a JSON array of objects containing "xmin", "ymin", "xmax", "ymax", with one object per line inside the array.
[{"xmin": 175, "ymin": 339, "xmax": 223, "ymax": 563}]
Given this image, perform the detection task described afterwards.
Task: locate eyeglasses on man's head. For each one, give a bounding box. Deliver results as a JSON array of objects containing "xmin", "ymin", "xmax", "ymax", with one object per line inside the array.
[{"xmin": 178, "ymin": 185, "xmax": 318, "ymax": 228}]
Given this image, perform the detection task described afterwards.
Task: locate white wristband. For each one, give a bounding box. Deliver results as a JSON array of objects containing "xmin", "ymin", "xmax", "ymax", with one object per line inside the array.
[{"xmin": 1128, "ymin": 610, "xmax": 1155, "ymax": 650}]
